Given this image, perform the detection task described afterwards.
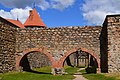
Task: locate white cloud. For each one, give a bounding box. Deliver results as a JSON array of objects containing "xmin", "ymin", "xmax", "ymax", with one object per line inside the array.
[
  {"xmin": 0, "ymin": 10, "xmax": 13, "ymax": 19},
  {"xmin": 82, "ymin": 0, "xmax": 120, "ymax": 25},
  {"xmin": 0, "ymin": 0, "xmax": 75, "ymax": 11},
  {"xmin": 51, "ymin": 0, "xmax": 75, "ymax": 10},
  {"xmin": 0, "ymin": 7, "xmax": 32, "ymax": 23},
  {"xmin": 38, "ymin": 0, "xmax": 50, "ymax": 10}
]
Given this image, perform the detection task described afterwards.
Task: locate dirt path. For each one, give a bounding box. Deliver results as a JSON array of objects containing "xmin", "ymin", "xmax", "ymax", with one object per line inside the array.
[{"xmin": 73, "ymin": 68, "xmax": 88, "ymax": 80}]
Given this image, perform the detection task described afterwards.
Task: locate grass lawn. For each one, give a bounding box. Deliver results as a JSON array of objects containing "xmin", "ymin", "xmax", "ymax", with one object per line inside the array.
[
  {"xmin": 0, "ymin": 66, "xmax": 78, "ymax": 80},
  {"xmin": 79, "ymin": 69, "xmax": 120, "ymax": 80}
]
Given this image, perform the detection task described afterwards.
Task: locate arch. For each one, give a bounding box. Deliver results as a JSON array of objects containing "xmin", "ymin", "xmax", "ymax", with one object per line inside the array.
[
  {"xmin": 15, "ymin": 48, "xmax": 54, "ymax": 71},
  {"xmin": 59, "ymin": 47, "xmax": 101, "ymax": 73}
]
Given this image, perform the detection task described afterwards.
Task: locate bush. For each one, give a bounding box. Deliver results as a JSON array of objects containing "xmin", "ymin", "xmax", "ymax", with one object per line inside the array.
[{"xmin": 85, "ymin": 66, "xmax": 97, "ymax": 73}]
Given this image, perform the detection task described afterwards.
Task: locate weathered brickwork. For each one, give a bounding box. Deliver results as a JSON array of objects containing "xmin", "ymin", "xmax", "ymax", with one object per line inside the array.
[
  {"xmin": 16, "ymin": 26, "xmax": 101, "ymax": 59},
  {"xmin": 103, "ymin": 15, "xmax": 120, "ymax": 73},
  {"xmin": 15, "ymin": 26, "xmax": 101, "ymax": 73},
  {"xmin": 0, "ymin": 18, "xmax": 17, "ymax": 72}
]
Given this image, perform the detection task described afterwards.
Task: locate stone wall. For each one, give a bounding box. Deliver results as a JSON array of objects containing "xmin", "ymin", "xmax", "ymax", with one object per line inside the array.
[
  {"xmin": 16, "ymin": 26, "xmax": 101, "ymax": 65},
  {"xmin": 1, "ymin": 14, "xmax": 120, "ymax": 73},
  {"xmin": 0, "ymin": 17, "xmax": 17, "ymax": 72},
  {"xmin": 104, "ymin": 15, "xmax": 120, "ymax": 73},
  {"xmin": 27, "ymin": 52, "xmax": 51, "ymax": 68}
]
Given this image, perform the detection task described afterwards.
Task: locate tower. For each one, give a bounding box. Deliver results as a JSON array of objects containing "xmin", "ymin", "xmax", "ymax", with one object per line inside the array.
[{"xmin": 24, "ymin": 8, "xmax": 46, "ymax": 28}]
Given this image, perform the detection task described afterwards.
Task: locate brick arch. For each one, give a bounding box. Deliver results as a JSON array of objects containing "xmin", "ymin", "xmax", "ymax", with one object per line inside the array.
[
  {"xmin": 59, "ymin": 47, "xmax": 101, "ymax": 73},
  {"xmin": 15, "ymin": 48, "xmax": 54, "ymax": 70}
]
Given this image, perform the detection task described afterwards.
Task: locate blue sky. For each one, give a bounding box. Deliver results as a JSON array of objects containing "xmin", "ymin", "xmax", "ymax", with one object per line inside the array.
[
  {"xmin": 0, "ymin": 0, "xmax": 120, "ymax": 27},
  {"xmin": 38, "ymin": 0, "xmax": 87, "ymax": 27}
]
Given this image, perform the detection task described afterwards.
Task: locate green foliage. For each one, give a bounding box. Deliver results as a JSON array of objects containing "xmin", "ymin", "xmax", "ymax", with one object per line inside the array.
[{"xmin": 85, "ymin": 67, "xmax": 97, "ymax": 73}]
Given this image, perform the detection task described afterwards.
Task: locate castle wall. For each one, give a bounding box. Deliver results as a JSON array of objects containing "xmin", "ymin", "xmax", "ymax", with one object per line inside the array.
[
  {"xmin": 1, "ymin": 14, "xmax": 120, "ymax": 73},
  {"xmin": 107, "ymin": 16, "xmax": 120, "ymax": 73},
  {"xmin": 0, "ymin": 18, "xmax": 16, "ymax": 72},
  {"xmin": 16, "ymin": 26, "xmax": 101, "ymax": 68},
  {"xmin": 27, "ymin": 52, "xmax": 51, "ymax": 68}
]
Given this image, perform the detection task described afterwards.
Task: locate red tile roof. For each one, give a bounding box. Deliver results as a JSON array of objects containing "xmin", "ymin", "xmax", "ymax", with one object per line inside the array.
[
  {"xmin": 6, "ymin": 19, "xmax": 24, "ymax": 28},
  {"xmin": 24, "ymin": 8, "xmax": 46, "ymax": 28}
]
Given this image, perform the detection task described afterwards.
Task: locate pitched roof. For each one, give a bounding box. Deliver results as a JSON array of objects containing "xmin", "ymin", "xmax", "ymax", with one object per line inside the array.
[
  {"xmin": 24, "ymin": 8, "xmax": 46, "ymax": 28},
  {"xmin": 6, "ymin": 19, "xmax": 24, "ymax": 28}
]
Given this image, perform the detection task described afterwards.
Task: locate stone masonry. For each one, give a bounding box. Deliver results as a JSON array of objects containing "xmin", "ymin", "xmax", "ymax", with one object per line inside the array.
[
  {"xmin": 0, "ymin": 17, "xmax": 17, "ymax": 72},
  {"xmin": 27, "ymin": 52, "xmax": 51, "ymax": 68},
  {"xmin": 102, "ymin": 15, "xmax": 120, "ymax": 73},
  {"xmin": 0, "ymin": 14, "xmax": 120, "ymax": 73},
  {"xmin": 15, "ymin": 26, "xmax": 101, "ymax": 73},
  {"xmin": 16, "ymin": 26, "xmax": 101, "ymax": 60}
]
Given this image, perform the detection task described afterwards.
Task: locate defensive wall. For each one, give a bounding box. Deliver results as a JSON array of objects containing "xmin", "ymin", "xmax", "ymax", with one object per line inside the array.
[{"xmin": 0, "ymin": 15, "xmax": 120, "ymax": 73}]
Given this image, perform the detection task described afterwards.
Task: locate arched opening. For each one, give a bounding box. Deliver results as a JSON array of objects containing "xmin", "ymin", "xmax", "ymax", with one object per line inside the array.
[
  {"xmin": 19, "ymin": 51, "xmax": 52, "ymax": 72},
  {"xmin": 64, "ymin": 51, "xmax": 98, "ymax": 68},
  {"xmin": 59, "ymin": 48, "xmax": 100, "ymax": 73},
  {"xmin": 16, "ymin": 48, "xmax": 54, "ymax": 74}
]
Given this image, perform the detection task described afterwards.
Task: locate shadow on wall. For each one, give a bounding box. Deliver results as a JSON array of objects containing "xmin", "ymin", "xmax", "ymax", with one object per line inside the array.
[
  {"xmin": 20, "ymin": 55, "xmax": 31, "ymax": 71},
  {"xmin": 100, "ymin": 20, "xmax": 108, "ymax": 73},
  {"xmin": 19, "ymin": 55, "xmax": 50, "ymax": 74},
  {"xmin": 65, "ymin": 56, "xmax": 74, "ymax": 67}
]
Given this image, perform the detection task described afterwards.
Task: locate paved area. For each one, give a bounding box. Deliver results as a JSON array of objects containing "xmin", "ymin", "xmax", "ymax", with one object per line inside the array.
[{"xmin": 73, "ymin": 68, "xmax": 88, "ymax": 80}]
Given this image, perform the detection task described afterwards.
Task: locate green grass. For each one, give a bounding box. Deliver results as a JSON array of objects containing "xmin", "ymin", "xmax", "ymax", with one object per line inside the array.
[
  {"xmin": 65, "ymin": 66, "xmax": 79, "ymax": 75},
  {"xmin": 0, "ymin": 66, "xmax": 78, "ymax": 80},
  {"xmin": 79, "ymin": 69, "xmax": 120, "ymax": 80}
]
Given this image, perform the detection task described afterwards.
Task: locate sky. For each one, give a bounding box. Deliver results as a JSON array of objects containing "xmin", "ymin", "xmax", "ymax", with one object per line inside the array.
[{"xmin": 0, "ymin": 0, "xmax": 120, "ymax": 28}]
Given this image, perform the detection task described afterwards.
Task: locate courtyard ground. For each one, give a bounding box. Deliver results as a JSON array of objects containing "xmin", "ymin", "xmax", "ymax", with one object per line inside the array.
[
  {"xmin": 79, "ymin": 69, "xmax": 120, "ymax": 80},
  {"xmin": 0, "ymin": 66, "xmax": 78, "ymax": 80},
  {"xmin": 73, "ymin": 68, "xmax": 87, "ymax": 80},
  {"xmin": 0, "ymin": 66, "xmax": 120, "ymax": 80}
]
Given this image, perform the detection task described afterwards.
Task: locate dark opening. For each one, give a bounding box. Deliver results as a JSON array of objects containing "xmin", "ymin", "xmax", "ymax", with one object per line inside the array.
[
  {"xmin": 20, "ymin": 55, "xmax": 31, "ymax": 71},
  {"xmin": 64, "ymin": 50, "xmax": 98, "ymax": 73},
  {"xmin": 19, "ymin": 51, "xmax": 51, "ymax": 74}
]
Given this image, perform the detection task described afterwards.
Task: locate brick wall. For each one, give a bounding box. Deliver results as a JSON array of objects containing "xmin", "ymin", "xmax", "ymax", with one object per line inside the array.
[
  {"xmin": 16, "ymin": 26, "xmax": 101, "ymax": 68},
  {"xmin": 106, "ymin": 15, "xmax": 120, "ymax": 73},
  {"xmin": 0, "ymin": 17, "xmax": 17, "ymax": 72}
]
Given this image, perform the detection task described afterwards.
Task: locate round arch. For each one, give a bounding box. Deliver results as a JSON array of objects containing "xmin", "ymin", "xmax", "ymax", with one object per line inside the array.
[
  {"xmin": 15, "ymin": 48, "xmax": 54, "ymax": 71},
  {"xmin": 59, "ymin": 47, "xmax": 101, "ymax": 73}
]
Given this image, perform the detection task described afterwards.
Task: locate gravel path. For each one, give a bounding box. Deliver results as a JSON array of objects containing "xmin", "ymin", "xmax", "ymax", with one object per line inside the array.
[{"xmin": 73, "ymin": 68, "xmax": 88, "ymax": 80}]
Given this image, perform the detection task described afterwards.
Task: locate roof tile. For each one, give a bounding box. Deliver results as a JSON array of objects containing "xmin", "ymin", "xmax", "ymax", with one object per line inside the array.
[
  {"xmin": 24, "ymin": 8, "xmax": 46, "ymax": 28},
  {"xmin": 6, "ymin": 19, "xmax": 24, "ymax": 28}
]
